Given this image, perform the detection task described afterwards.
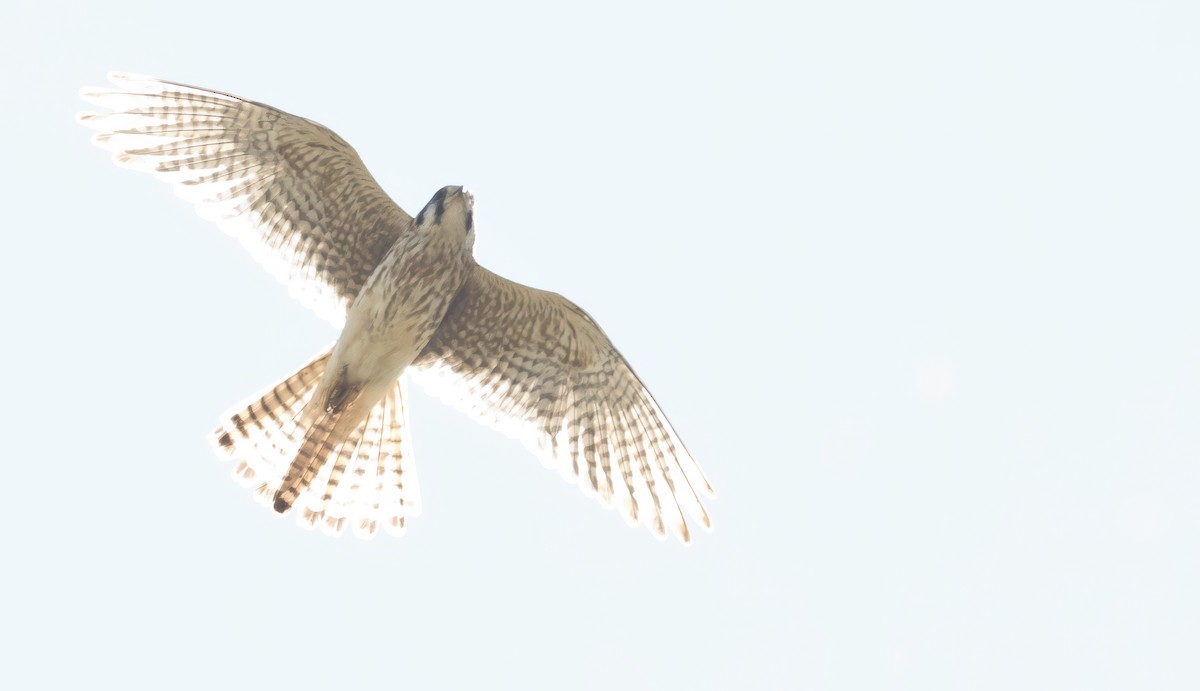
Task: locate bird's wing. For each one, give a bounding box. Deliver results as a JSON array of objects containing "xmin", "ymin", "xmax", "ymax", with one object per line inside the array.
[
  {"xmin": 79, "ymin": 72, "xmax": 410, "ymax": 327},
  {"xmin": 411, "ymin": 266, "xmax": 714, "ymax": 543}
]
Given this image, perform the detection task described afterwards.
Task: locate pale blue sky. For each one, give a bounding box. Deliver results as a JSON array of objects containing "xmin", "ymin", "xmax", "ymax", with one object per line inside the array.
[{"xmin": 2, "ymin": 1, "xmax": 1198, "ymax": 689}]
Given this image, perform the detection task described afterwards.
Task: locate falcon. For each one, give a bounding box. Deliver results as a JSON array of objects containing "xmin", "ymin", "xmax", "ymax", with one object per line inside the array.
[{"xmin": 79, "ymin": 73, "xmax": 714, "ymax": 542}]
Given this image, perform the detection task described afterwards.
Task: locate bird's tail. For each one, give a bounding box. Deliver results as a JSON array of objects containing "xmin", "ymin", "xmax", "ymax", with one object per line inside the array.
[{"xmin": 210, "ymin": 350, "xmax": 420, "ymax": 538}]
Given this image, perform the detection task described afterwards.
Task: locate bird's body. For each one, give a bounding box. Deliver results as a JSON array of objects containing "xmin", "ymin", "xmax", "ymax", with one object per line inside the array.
[
  {"xmin": 272, "ymin": 186, "xmax": 475, "ymax": 516},
  {"xmin": 79, "ymin": 73, "xmax": 714, "ymax": 542}
]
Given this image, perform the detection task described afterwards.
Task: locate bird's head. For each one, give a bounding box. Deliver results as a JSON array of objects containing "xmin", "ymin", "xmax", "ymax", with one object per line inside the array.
[{"xmin": 415, "ymin": 185, "xmax": 475, "ymax": 249}]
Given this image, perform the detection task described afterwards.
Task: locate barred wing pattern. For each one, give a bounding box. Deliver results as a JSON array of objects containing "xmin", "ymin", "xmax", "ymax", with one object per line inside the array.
[
  {"xmin": 78, "ymin": 73, "xmax": 409, "ymax": 327},
  {"xmin": 413, "ymin": 267, "xmax": 714, "ymax": 543}
]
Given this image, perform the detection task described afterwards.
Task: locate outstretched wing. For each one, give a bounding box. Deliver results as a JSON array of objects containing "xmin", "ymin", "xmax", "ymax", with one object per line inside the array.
[
  {"xmin": 79, "ymin": 72, "xmax": 410, "ymax": 327},
  {"xmin": 412, "ymin": 266, "xmax": 714, "ymax": 543}
]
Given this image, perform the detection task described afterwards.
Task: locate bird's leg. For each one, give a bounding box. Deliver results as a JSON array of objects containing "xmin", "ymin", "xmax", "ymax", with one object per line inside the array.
[{"xmin": 325, "ymin": 364, "xmax": 358, "ymax": 414}]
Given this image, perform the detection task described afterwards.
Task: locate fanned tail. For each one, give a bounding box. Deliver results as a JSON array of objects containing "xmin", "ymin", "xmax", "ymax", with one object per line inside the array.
[
  {"xmin": 210, "ymin": 354, "xmax": 420, "ymax": 539},
  {"xmin": 272, "ymin": 407, "xmax": 345, "ymax": 513},
  {"xmin": 210, "ymin": 349, "xmax": 332, "ymax": 504},
  {"xmin": 299, "ymin": 380, "xmax": 420, "ymax": 538}
]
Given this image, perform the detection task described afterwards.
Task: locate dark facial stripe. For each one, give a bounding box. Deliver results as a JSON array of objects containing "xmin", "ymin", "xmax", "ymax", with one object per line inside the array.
[{"xmin": 418, "ymin": 187, "xmax": 452, "ymax": 226}]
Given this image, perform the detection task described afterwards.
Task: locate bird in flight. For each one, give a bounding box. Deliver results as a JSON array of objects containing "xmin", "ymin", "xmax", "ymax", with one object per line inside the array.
[{"xmin": 79, "ymin": 73, "xmax": 714, "ymax": 543}]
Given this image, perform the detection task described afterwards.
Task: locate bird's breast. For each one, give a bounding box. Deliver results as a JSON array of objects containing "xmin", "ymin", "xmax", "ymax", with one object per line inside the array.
[{"xmin": 334, "ymin": 240, "xmax": 471, "ymax": 385}]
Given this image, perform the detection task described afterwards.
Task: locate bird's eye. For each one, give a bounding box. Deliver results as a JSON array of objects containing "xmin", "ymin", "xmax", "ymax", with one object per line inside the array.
[{"xmin": 465, "ymin": 209, "xmax": 474, "ymax": 233}]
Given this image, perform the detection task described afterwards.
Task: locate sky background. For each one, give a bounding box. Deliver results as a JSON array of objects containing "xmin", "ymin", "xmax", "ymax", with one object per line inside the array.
[{"xmin": 2, "ymin": 0, "xmax": 1198, "ymax": 688}]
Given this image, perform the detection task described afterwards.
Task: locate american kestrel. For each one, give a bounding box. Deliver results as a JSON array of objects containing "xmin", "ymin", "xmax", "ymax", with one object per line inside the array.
[{"xmin": 79, "ymin": 73, "xmax": 714, "ymax": 542}]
